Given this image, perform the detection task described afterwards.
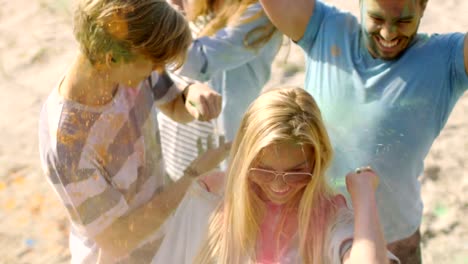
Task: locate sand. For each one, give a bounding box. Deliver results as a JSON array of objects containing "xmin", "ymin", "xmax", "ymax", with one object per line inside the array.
[{"xmin": 0, "ymin": 0, "xmax": 466, "ymax": 263}]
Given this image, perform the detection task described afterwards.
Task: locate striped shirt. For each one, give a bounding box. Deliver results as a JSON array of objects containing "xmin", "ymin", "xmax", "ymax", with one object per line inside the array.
[
  {"xmin": 38, "ymin": 71, "xmax": 180, "ymax": 263},
  {"xmin": 159, "ymin": 3, "xmax": 282, "ymax": 180}
]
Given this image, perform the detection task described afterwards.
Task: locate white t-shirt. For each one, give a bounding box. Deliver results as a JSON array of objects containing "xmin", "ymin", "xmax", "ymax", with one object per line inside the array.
[
  {"xmin": 152, "ymin": 182, "xmax": 400, "ymax": 263},
  {"xmin": 39, "ymin": 72, "xmax": 180, "ymax": 263}
]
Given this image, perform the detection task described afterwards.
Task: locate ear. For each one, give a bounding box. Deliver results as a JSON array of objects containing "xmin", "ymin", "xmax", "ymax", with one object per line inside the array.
[{"xmin": 105, "ymin": 52, "xmax": 116, "ymax": 68}]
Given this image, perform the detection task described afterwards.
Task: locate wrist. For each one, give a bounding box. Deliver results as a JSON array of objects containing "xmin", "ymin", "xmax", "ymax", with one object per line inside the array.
[
  {"xmin": 351, "ymin": 190, "xmax": 377, "ymax": 210},
  {"xmin": 181, "ymin": 82, "xmax": 193, "ymax": 104},
  {"xmin": 183, "ymin": 165, "xmax": 199, "ymax": 178}
]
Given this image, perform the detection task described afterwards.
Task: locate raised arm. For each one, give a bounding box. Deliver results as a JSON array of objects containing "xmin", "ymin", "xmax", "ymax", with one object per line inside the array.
[
  {"xmin": 94, "ymin": 175, "xmax": 195, "ymax": 260},
  {"xmin": 150, "ymin": 71, "xmax": 221, "ymax": 123},
  {"xmin": 259, "ymin": 0, "xmax": 315, "ymax": 41},
  {"xmin": 343, "ymin": 168, "xmax": 390, "ymax": 264},
  {"xmin": 178, "ymin": 3, "xmax": 282, "ymax": 81}
]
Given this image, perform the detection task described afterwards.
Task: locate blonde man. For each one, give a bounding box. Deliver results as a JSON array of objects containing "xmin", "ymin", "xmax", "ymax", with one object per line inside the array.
[{"xmin": 38, "ymin": 0, "xmax": 221, "ymax": 262}]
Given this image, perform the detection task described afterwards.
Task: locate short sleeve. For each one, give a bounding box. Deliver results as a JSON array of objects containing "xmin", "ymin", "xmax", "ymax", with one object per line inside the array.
[
  {"xmin": 451, "ymin": 33, "xmax": 468, "ymax": 96},
  {"xmin": 296, "ymin": 1, "xmax": 326, "ymax": 50},
  {"xmin": 43, "ymin": 142, "xmax": 130, "ymax": 238},
  {"xmin": 327, "ymin": 208, "xmax": 354, "ymax": 263},
  {"xmin": 296, "ymin": 1, "xmax": 358, "ymax": 57},
  {"xmin": 327, "ymin": 208, "xmax": 401, "ymax": 264},
  {"xmin": 146, "ymin": 71, "xmax": 182, "ymax": 106}
]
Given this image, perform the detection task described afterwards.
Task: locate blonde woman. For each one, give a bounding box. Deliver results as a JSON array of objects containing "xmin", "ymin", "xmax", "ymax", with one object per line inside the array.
[
  {"xmin": 158, "ymin": 0, "xmax": 283, "ymax": 181},
  {"xmin": 38, "ymin": 0, "xmax": 222, "ymax": 262},
  {"xmin": 153, "ymin": 87, "xmax": 400, "ymax": 263}
]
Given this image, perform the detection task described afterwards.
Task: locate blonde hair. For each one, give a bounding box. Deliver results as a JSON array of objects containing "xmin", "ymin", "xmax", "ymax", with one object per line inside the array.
[
  {"xmin": 73, "ymin": 0, "xmax": 191, "ymax": 68},
  {"xmin": 187, "ymin": 0, "xmax": 277, "ymax": 50},
  {"xmin": 195, "ymin": 87, "xmax": 342, "ymax": 263}
]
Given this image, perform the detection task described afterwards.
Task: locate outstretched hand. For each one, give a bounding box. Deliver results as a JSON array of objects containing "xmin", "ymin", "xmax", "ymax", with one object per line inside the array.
[
  {"xmin": 184, "ymin": 83, "xmax": 222, "ymax": 121},
  {"xmin": 184, "ymin": 140, "xmax": 232, "ymax": 178},
  {"xmin": 345, "ymin": 166, "xmax": 379, "ymax": 200}
]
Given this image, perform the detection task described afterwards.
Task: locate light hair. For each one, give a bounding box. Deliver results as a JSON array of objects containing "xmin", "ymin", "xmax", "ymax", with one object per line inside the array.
[
  {"xmin": 195, "ymin": 87, "xmax": 342, "ymax": 263},
  {"xmin": 73, "ymin": 0, "xmax": 191, "ymax": 68},
  {"xmin": 187, "ymin": 0, "xmax": 277, "ymax": 50}
]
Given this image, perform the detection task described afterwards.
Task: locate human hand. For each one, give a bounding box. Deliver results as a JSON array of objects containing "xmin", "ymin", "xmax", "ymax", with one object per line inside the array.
[
  {"xmin": 198, "ymin": 170, "xmax": 226, "ymax": 195},
  {"xmin": 184, "ymin": 83, "xmax": 222, "ymax": 121},
  {"xmin": 184, "ymin": 141, "xmax": 232, "ymax": 178},
  {"xmin": 345, "ymin": 166, "xmax": 379, "ymax": 201}
]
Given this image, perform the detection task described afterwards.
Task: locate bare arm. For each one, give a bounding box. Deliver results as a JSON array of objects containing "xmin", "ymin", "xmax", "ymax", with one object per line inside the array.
[
  {"xmin": 153, "ymin": 72, "xmax": 222, "ymax": 123},
  {"xmin": 259, "ymin": 0, "xmax": 315, "ymax": 41},
  {"xmin": 94, "ymin": 141, "xmax": 230, "ymax": 260},
  {"xmin": 94, "ymin": 176, "xmax": 195, "ymax": 260},
  {"xmin": 159, "ymin": 82, "xmax": 222, "ymax": 122},
  {"xmin": 343, "ymin": 169, "xmax": 389, "ymax": 264},
  {"xmin": 464, "ymin": 33, "xmax": 467, "ymax": 75}
]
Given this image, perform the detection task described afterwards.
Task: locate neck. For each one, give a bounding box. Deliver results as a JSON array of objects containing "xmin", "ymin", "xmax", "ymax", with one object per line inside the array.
[{"xmin": 59, "ymin": 54, "xmax": 118, "ymax": 106}]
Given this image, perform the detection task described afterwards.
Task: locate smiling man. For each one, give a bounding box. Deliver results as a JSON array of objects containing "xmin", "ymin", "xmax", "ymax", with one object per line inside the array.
[{"xmin": 259, "ymin": 0, "xmax": 468, "ymax": 263}]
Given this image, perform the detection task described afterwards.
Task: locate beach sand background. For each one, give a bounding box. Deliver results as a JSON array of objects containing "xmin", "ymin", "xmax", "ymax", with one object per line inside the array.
[{"xmin": 0, "ymin": 0, "xmax": 466, "ymax": 263}]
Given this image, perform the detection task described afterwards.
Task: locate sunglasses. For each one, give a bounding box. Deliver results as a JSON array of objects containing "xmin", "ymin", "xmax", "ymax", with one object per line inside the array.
[{"xmin": 249, "ymin": 168, "xmax": 313, "ymax": 185}]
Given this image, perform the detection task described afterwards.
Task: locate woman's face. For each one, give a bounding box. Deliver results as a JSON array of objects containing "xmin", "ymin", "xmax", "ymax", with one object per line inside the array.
[{"xmin": 249, "ymin": 143, "xmax": 314, "ymax": 206}]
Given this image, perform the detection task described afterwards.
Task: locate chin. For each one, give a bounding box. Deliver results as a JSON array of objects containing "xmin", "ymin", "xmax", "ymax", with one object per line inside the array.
[{"xmin": 267, "ymin": 192, "xmax": 303, "ymax": 207}]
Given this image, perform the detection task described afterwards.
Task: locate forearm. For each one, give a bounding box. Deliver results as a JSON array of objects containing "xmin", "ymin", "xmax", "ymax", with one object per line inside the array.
[
  {"xmin": 347, "ymin": 190, "xmax": 388, "ymax": 264},
  {"xmin": 168, "ymin": 92, "xmax": 196, "ymax": 123},
  {"xmin": 94, "ymin": 176, "xmax": 194, "ymax": 258}
]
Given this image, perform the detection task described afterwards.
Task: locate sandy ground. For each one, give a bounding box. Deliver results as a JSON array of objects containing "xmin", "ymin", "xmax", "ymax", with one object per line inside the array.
[{"xmin": 0, "ymin": 0, "xmax": 466, "ymax": 263}]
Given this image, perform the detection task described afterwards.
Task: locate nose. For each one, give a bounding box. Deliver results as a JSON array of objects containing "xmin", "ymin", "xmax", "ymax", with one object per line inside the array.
[
  {"xmin": 271, "ymin": 174, "xmax": 288, "ymax": 188},
  {"xmin": 380, "ymin": 23, "xmax": 398, "ymax": 40}
]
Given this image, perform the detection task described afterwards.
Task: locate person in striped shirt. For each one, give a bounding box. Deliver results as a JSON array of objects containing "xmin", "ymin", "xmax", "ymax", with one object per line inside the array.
[
  {"xmin": 38, "ymin": 0, "xmax": 221, "ymax": 263},
  {"xmin": 158, "ymin": 0, "xmax": 282, "ymax": 181}
]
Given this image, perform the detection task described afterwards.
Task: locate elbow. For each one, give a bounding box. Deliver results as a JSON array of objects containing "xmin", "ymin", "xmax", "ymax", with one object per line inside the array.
[{"xmin": 93, "ymin": 236, "xmax": 131, "ymax": 261}]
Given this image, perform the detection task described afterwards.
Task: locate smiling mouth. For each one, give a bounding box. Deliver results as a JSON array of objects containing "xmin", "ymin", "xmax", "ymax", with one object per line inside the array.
[
  {"xmin": 270, "ymin": 186, "xmax": 291, "ymax": 194},
  {"xmin": 375, "ymin": 36, "xmax": 401, "ymax": 49}
]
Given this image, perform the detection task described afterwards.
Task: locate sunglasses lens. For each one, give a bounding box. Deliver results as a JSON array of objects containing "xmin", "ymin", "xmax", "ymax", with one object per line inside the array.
[
  {"xmin": 250, "ymin": 169, "xmax": 275, "ymax": 182},
  {"xmin": 284, "ymin": 173, "xmax": 311, "ymax": 184}
]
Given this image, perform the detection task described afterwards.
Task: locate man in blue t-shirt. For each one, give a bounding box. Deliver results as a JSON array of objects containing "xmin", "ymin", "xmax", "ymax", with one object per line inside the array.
[{"xmin": 260, "ymin": 0, "xmax": 467, "ymax": 263}]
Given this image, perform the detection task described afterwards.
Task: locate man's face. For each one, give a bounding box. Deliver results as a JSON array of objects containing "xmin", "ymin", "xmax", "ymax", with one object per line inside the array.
[{"xmin": 360, "ymin": 0, "xmax": 426, "ymax": 60}]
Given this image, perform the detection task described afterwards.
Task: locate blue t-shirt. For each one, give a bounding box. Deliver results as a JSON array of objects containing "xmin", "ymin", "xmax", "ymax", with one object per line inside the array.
[{"xmin": 298, "ymin": 1, "xmax": 468, "ymax": 242}]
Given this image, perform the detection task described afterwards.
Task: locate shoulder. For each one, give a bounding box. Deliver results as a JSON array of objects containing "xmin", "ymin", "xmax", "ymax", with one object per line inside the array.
[
  {"xmin": 413, "ymin": 32, "xmax": 466, "ymax": 52},
  {"xmin": 297, "ymin": 1, "xmax": 359, "ymax": 51},
  {"xmin": 39, "ymin": 88, "xmax": 113, "ymax": 170}
]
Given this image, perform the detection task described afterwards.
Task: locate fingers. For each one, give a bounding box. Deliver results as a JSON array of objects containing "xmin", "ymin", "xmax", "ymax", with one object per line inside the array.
[
  {"xmin": 185, "ymin": 100, "xmax": 201, "ymax": 120},
  {"xmin": 346, "ymin": 166, "xmax": 380, "ymax": 195},
  {"xmin": 221, "ymin": 141, "xmax": 232, "ymax": 153},
  {"xmin": 187, "ymin": 141, "xmax": 232, "ymax": 176},
  {"xmin": 185, "ymin": 83, "xmax": 222, "ymax": 121},
  {"xmin": 197, "ymin": 93, "xmax": 221, "ymax": 121}
]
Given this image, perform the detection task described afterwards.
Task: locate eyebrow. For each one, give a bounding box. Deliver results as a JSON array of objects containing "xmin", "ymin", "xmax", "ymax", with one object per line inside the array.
[
  {"xmin": 367, "ymin": 12, "xmax": 415, "ymax": 22},
  {"xmin": 258, "ymin": 161, "xmax": 309, "ymax": 170}
]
